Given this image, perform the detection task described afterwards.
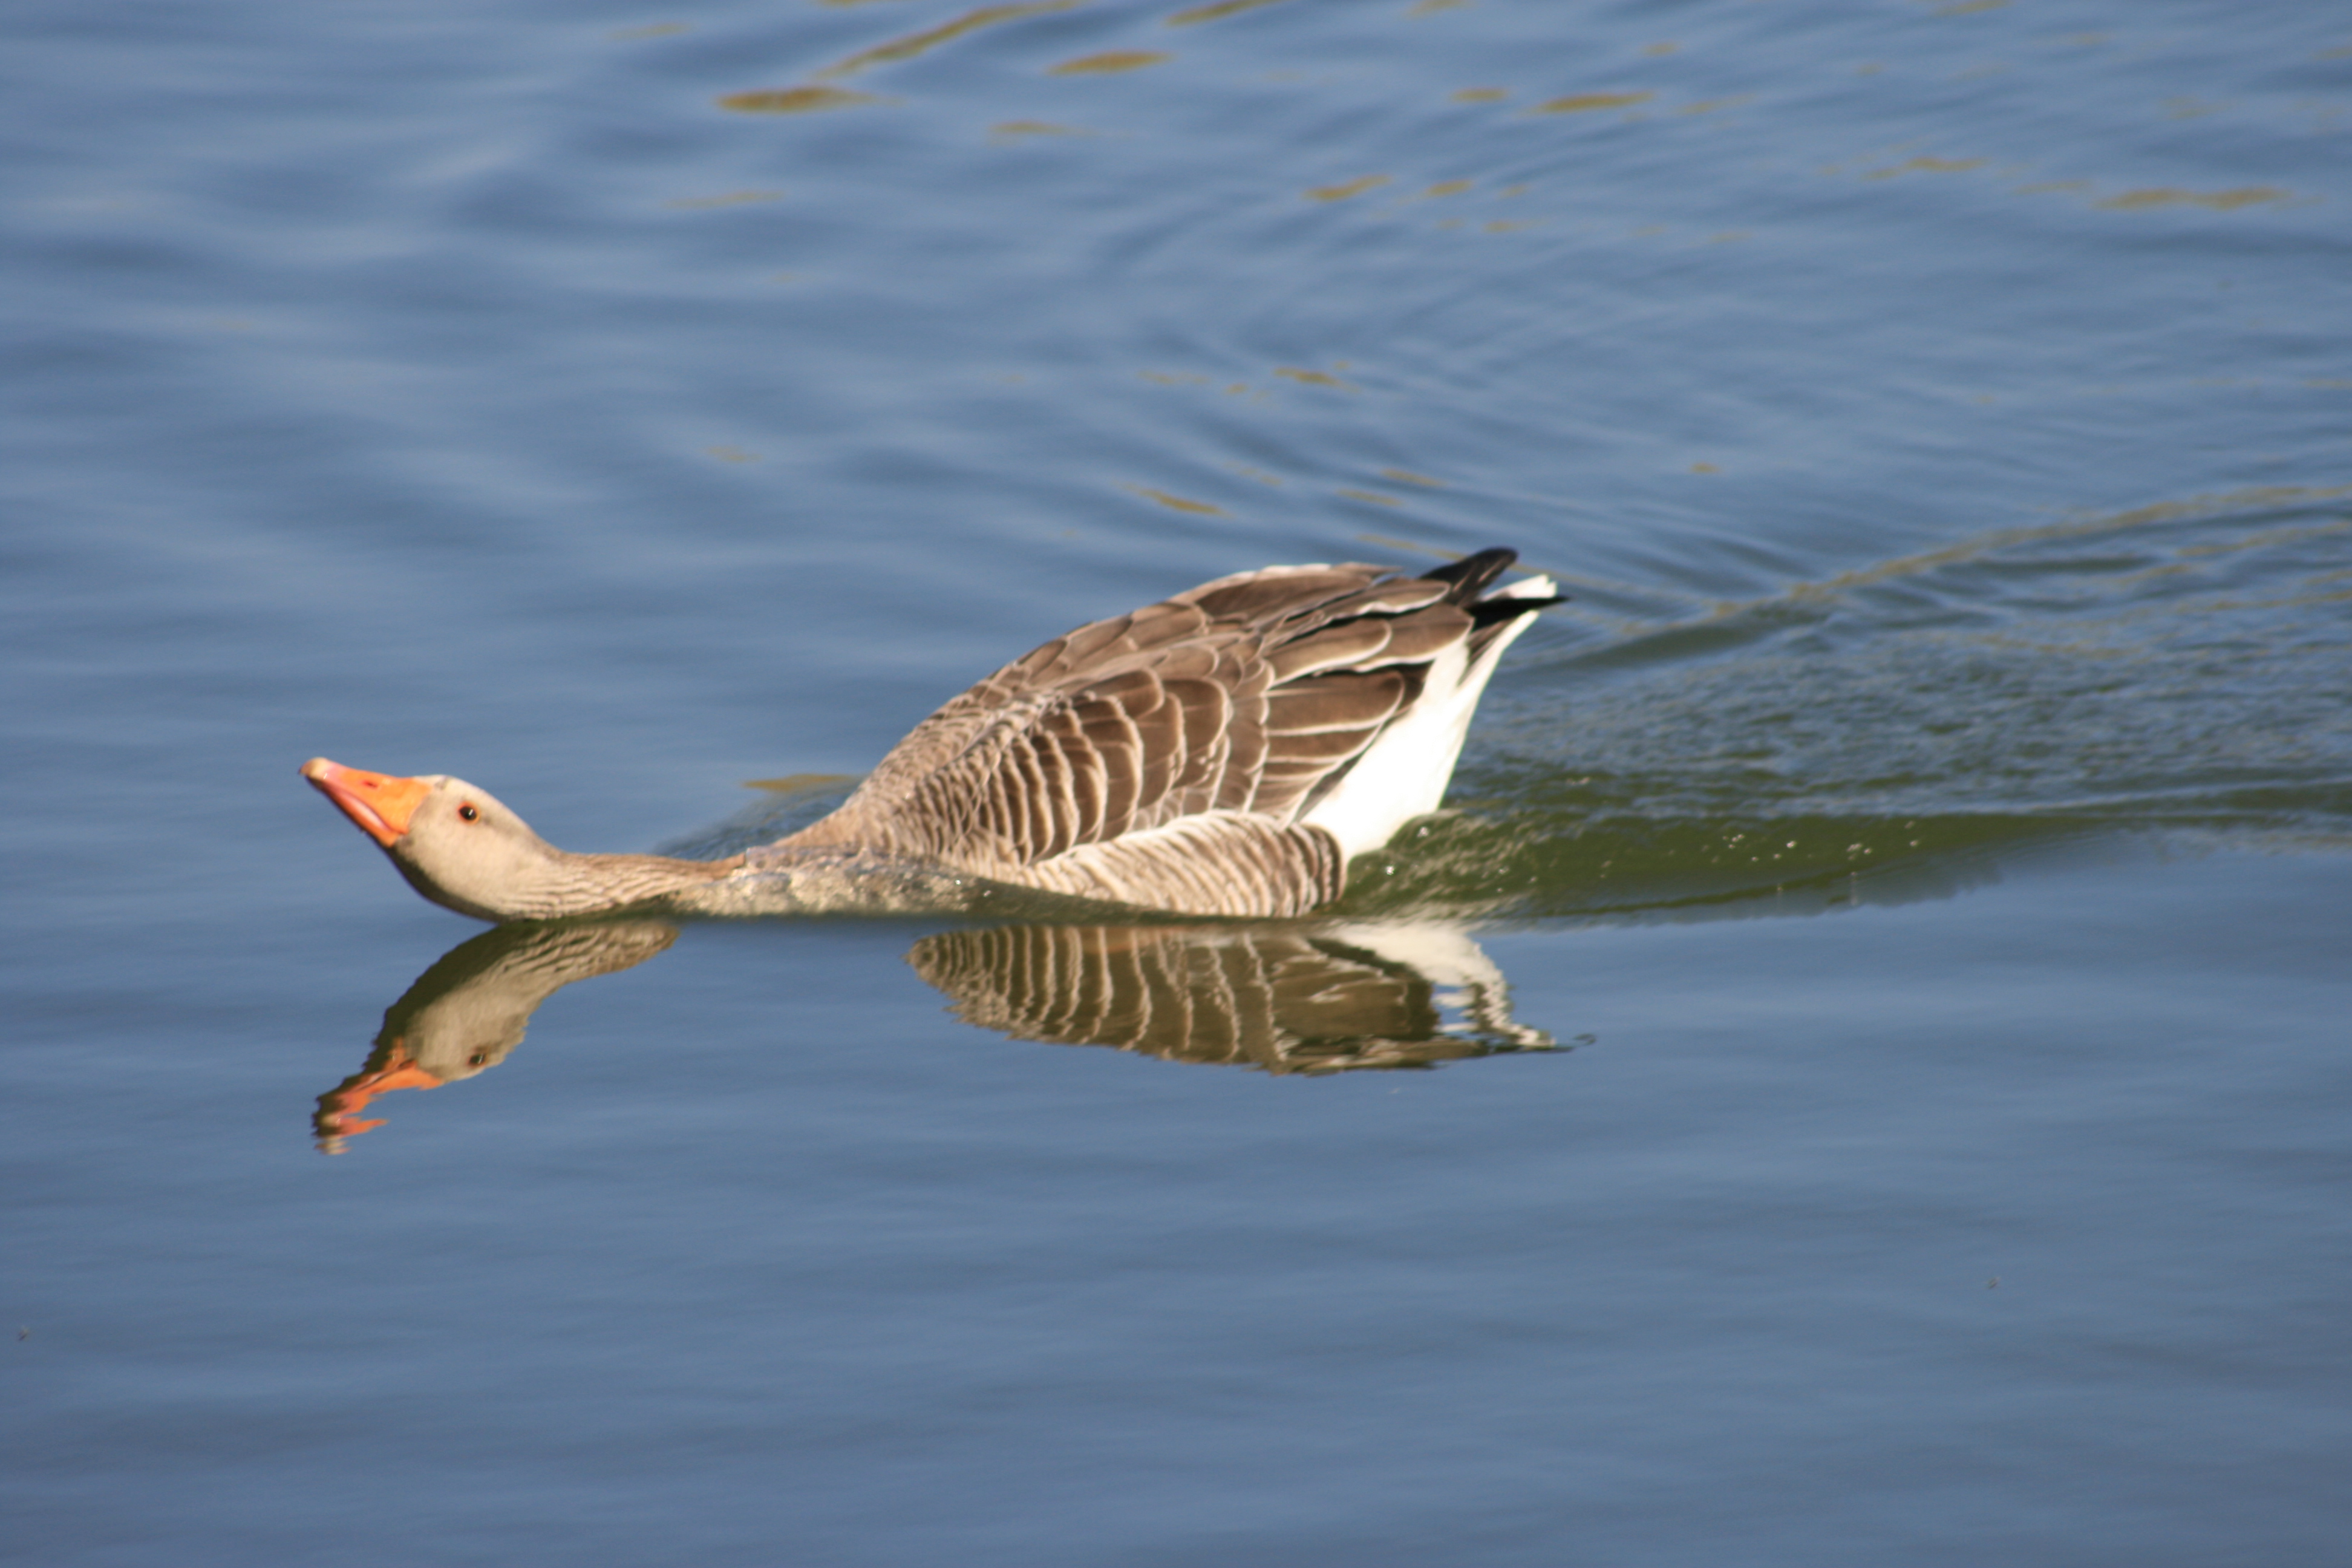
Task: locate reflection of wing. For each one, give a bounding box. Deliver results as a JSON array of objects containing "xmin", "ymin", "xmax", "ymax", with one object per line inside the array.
[
  {"xmin": 908, "ymin": 922, "xmax": 1555, "ymax": 1073},
  {"xmin": 313, "ymin": 920, "xmax": 676, "ymax": 1152}
]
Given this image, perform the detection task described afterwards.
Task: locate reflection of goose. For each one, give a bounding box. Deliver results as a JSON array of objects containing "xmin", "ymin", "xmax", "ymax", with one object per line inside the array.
[
  {"xmin": 313, "ymin": 920, "xmax": 675, "ymax": 1151},
  {"xmin": 910, "ymin": 922, "xmax": 1553, "ymax": 1072},
  {"xmin": 302, "ymin": 550, "xmax": 1558, "ymax": 921},
  {"xmin": 317, "ymin": 917, "xmax": 1557, "ymax": 1146}
]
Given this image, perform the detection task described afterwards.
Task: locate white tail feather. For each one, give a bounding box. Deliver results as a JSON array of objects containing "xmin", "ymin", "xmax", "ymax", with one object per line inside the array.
[{"xmin": 1301, "ymin": 578, "xmax": 1551, "ymax": 859}]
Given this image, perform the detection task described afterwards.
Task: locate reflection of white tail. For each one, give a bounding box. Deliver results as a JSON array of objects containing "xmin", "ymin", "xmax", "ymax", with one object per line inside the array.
[{"xmin": 1320, "ymin": 921, "xmax": 1553, "ymax": 1051}]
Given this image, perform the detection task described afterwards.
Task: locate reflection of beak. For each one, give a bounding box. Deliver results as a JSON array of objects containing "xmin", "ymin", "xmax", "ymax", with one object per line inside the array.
[
  {"xmin": 313, "ymin": 1046, "xmax": 445, "ymax": 1153},
  {"xmin": 302, "ymin": 758, "xmax": 431, "ymax": 849}
]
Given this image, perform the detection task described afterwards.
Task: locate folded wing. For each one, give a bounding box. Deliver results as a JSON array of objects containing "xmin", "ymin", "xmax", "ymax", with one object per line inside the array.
[{"xmin": 780, "ymin": 551, "xmax": 1553, "ymax": 915}]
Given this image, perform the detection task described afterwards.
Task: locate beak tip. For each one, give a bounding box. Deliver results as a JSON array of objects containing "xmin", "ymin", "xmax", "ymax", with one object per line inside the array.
[{"xmin": 302, "ymin": 759, "xmax": 428, "ymax": 847}]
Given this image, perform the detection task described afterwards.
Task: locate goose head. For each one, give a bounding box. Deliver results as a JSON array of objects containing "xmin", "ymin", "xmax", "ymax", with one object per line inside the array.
[{"xmin": 302, "ymin": 758, "xmax": 572, "ymax": 921}]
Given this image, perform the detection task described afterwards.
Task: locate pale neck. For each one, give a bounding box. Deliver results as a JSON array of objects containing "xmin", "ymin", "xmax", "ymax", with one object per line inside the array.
[{"xmin": 505, "ymin": 851, "xmax": 743, "ymax": 921}]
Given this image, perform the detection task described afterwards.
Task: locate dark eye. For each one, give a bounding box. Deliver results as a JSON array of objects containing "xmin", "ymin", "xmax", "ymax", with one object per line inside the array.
[{"xmin": 457, "ymin": 804, "xmax": 479, "ymax": 822}]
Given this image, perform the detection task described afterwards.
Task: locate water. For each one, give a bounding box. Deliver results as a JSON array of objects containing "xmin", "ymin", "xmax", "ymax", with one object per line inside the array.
[{"xmin": 5, "ymin": 1, "xmax": 2349, "ymax": 1561}]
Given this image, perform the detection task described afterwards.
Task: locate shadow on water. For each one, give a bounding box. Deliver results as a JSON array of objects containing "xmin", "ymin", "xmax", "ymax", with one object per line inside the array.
[{"xmin": 1341, "ymin": 797, "xmax": 2114, "ymax": 922}]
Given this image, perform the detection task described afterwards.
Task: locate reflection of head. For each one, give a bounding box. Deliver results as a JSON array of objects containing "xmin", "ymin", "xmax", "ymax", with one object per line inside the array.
[
  {"xmin": 313, "ymin": 920, "xmax": 676, "ymax": 1151},
  {"xmin": 909, "ymin": 922, "xmax": 1552, "ymax": 1072}
]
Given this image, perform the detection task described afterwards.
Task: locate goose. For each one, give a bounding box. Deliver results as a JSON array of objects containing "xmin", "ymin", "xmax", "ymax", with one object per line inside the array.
[{"xmin": 302, "ymin": 547, "xmax": 1560, "ymax": 921}]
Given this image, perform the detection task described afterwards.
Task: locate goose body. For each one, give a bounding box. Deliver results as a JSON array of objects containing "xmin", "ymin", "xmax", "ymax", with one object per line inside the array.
[{"xmin": 304, "ymin": 549, "xmax": 1558, "ymax": 922}]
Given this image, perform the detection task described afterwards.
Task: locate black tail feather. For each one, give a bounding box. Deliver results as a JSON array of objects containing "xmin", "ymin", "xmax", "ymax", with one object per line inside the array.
[
  {"xmin": 1425, "ymin": 547, "xmax": 1567, "ymax": 622},
  {"xmin": 1423, "ymin": 547, "xmax": 1517, "ymax": 601}
]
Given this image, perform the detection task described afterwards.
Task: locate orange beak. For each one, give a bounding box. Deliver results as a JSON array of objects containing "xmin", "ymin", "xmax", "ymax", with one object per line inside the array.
[{"xmin": 302, "ymin": 758, "xmax": 432, "ymax": 848}]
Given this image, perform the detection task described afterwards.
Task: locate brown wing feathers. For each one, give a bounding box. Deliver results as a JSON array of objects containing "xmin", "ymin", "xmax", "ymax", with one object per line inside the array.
[{"xmin": 785, "ymin": 553, "xmax": 1541, "ymax": 898}]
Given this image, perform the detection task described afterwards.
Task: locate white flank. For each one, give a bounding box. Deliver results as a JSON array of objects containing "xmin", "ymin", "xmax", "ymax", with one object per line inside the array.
[{"xmin": 1301, "ymin": 574, "xmax": 1555, "ymax": 858}]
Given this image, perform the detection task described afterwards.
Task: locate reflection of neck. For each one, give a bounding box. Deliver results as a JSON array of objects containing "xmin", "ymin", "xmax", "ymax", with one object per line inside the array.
[{"xmin": 315, "ymin": 920, "xmax": 678, "ymax": 1151}]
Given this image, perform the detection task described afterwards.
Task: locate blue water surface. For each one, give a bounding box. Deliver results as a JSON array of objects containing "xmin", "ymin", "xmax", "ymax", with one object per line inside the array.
[{"xmin": 5, "ymin": 1, "xmax": 2350, "ymax": 1563}]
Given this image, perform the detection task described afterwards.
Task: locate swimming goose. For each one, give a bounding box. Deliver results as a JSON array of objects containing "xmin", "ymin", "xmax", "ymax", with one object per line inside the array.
[{"xmin": 302, "ymin": 547, "xmax": 1560, "ymax": 921}]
